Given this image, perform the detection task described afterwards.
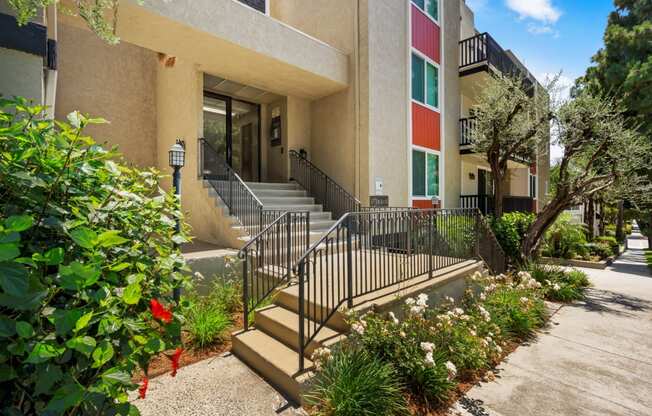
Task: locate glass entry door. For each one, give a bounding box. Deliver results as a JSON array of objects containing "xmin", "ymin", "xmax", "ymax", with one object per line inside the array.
[{"xmin": 203, "ymin": 92, "xmax": 260, "ymax": 181}]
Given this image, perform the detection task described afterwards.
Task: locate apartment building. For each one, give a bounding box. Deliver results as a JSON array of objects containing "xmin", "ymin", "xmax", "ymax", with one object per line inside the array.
[{"xmin": 1, "ymin": 0, "xmax": 549, "ymax": 247}]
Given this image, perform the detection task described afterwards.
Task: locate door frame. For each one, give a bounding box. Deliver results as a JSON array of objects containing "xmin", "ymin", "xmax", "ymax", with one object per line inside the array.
[{"xmin": 203, "ymin": 90, "xmax": 262, "ymax": 181}]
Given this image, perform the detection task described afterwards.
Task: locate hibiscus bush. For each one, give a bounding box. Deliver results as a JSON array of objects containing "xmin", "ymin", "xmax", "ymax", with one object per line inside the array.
[
  {"xmin": 0, "ymin": 98, "xmax": 189, "ymax": 414},
  {"xmin": 307, "ymin": 270, "xmax": 548, "ymax": 414}
]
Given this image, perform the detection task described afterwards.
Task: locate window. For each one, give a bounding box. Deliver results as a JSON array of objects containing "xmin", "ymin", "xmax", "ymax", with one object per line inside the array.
[
  {"xmin": 412, "ymin": 0, "xmax": 438, "ymax": 21},
  {"xmin": 412, "ymin": 149, "xmax": 439, "ymax": 197},
  {"xmin": 411, "ymin": 53, "xmax": 438, "ymax": 109},
  {"xmin": 529, "ymin": 174, "xmax": 537, "ymax": 199}
]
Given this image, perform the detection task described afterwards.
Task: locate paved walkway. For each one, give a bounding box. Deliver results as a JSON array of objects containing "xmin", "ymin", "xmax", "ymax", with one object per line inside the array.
[
  {"xmin": 453, "ymin": 231, "xmax": 652, "ymax": 416},
  {"xmin": 134, "ymin": 352, "xmax": 303, "ymax": 416}
]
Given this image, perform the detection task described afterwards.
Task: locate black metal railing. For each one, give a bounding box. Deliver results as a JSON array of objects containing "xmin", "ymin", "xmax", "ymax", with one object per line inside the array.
[
  {"xmin": 289, "ymin": 150, "xmax": 361, "ymax": 221},
  {"xmin": 460, "ymin": 194, "xmax": 534, "ymax": 216},
  {"xmin": 460, "ymin": 117, "xmax": 477, "ymax": 146},
  {"xmin": 477, "ymin": 214, "xmax": 507, "ymax": 275},
  {"xmin": 239, "ymin": 211, "xmax": 311, "ymax": 330},
  {"xmin": 294, "ymin": 208, "xmax": 492, "ymax": 371},
  {"xmin": 199, "ymin": 138, "xmax": 280, "ymax": 235}
]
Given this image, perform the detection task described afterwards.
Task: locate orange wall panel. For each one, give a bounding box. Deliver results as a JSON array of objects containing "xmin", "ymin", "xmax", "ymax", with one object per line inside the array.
[
  {"xmin": 412, "ymin": 102, "xmax": 440, "ymax": 151},
  {"xmin": 411, "ymin": 5, "xmax": 440, "ymax": 63}
]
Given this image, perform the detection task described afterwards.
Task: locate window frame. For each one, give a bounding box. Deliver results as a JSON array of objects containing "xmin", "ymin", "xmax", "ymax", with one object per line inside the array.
[
  {"xmin": 411, "ymin": 146, "xmax": 440, "ymax": 198},
  {"xmin": 411, "ymin": 0, "xmax": 439, "ymax": 24},
  {"xmin": 410, "ymin": 50, "xmax": 440, "ymax": 112},
  {"xmin": 529, "ymin": 173, "xmax": 537, "ymax": 199}
]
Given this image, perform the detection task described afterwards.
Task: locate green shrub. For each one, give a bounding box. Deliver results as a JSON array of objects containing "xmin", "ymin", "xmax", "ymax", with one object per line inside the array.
[
  {"xmin": 305, "ymin": 347, "xmax": 408, "ymax": 416},
  {"xmin": 490, "ymin": 212, "xmax": 536, "ymax": 264},
  {"xmin": 185, "ymin": 302, "xmax": 231, "ymax": 349},
  {"xmin": 0, "ymin": 99, "xmax": 189, "ymax": 414},
  {"xmin": 525, "ymin": 264, "xmax": 589, "ymax": 302},
  {"xmin": 483, "ymin": 286, "xmax": 546, "ymax": 339},
  {"xmin": 542, "ymin": 213, "xmax": 588, "ymax": 259},
  {"xmin": 595, "ymin": 235, "xmax": 620, "ymax": 255},
  {"xmin": 563, "ymin": 269, "xmax": 591, "ymax": 288},
  {"xmin": 584, "ymin": 242, "xmax": 614, "ymax": 259}
]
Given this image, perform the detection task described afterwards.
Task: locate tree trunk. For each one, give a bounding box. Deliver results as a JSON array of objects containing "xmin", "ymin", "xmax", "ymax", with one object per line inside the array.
[
  {"xmin": 521, "ymin": 197, "xmax": 569, "ymax": 260},
  {"xmin": 649, "ymin": 211, "xmax": 652, "ymax": 248},
  {"xmin": 598, "ymin": 201, "xmax": 606, "ymax": 236},
  {"xmin": 586, "ymin": 197, "xmax": 595, "ymax": 240},
  {"xmin": 492, "ymin": 167, "xmax": 505, "ymax": 218},
  {"xmin": 616, "ymin": 200, "xmax": 625, "ymax": 242}
]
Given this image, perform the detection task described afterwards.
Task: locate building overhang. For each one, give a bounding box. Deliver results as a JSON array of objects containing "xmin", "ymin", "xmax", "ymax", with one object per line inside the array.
[{"xmin": 62, "ymin": 0, "xmax": 349, "ymax": 100}]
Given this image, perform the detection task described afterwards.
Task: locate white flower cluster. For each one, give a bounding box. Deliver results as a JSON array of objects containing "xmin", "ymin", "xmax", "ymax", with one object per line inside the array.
[
  {"xmin": 351, "ymin": 319, "xmax": 367, "ymax": 335},
  {"xmin": 406, "ymin": 293, "xmax": 429, "ymax": 316},
  {"xmin": 519, "ymin": 296, "xmax": 530, "ymax": 306},
  {"xmin": 311, "ymin": 347, "xmax": 332, "ymax": 370},
  {"xmin": 445, "ymin": 361, "xmax": 457, "ymax": 380},
  {"xmin": 517, "ymin": 271, "xmax": 542, "ymax": 290},
  {"xmin": 388, "ymin": 311, "xmax": 399, "ymax": 325},
  {"xmin": 478, "ymin": 305, "xmax": 491, "ymax": 323}
]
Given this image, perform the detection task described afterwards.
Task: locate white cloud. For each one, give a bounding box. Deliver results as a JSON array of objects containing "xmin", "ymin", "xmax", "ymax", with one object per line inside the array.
[
  {"xmin": 506, "ymin": 0, "xmax": 561, "ymax": 23},
  {"xmin": 466, "ymin": 0, "xmax": 488, "ymax": 12}
]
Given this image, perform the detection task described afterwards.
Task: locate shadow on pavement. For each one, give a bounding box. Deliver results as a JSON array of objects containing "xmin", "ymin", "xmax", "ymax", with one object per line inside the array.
[{"xmin": 570, "ymin": 287, "xmax": 652, "ymax": 317}]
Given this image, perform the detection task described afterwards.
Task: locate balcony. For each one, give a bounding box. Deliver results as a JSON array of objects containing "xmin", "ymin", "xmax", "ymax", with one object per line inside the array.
[
  {"xmin": 460, "ymin": 195, "xmax": 535, "ymax": 216},
  {"xmin": 458, "ymin": 117, "xmax": 532, "ymax": 166},
  {"xmin": 459, "ymin": 32, "xmax": 534, "ymax": 93}
]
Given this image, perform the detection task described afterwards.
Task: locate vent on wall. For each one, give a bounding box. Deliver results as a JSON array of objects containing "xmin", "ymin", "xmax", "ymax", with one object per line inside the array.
[{"xmin": 237, "ymin": 0, "xmax": 266, "ymax": 13}]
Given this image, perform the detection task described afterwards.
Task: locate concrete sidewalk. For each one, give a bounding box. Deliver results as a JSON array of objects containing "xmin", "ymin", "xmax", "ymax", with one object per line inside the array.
[{"xmin": 452, "ymin": 231, "xmax": 652, "ymax": 416}]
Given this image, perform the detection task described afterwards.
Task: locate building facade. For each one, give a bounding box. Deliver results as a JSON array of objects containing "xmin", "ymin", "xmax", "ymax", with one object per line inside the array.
[{"xmin": 1, "ymin": 0, "xmax": 549, "ymax": 247}]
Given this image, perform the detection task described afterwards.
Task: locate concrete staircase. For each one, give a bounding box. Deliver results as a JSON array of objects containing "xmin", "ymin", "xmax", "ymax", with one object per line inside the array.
[{"xmin": 203, "ymin": 180, "xmax": 336, "ymax": 247}]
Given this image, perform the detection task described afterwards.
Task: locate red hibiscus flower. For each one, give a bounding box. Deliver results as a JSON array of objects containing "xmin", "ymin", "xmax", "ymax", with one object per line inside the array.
[
  {"xmin": 138, "ymin": 377, "xmax": 149, "ymax": 399},
  {"xmin": 150, "ymin": 299, "xmax": 173, "ymax": 323},
  {"xmin": 170, "ymin": 347, "xmax": 183, "ymax": 377}
]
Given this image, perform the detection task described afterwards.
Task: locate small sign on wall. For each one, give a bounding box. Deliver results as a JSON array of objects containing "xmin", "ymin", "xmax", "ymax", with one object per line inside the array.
[{"xmin": 369, "ymin": 195, "xmax": 389, "ymax": 208}]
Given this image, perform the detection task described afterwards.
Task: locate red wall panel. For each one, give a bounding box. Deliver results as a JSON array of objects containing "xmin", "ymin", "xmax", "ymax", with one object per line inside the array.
[
  {"xmin": 412, "ymin": 102, "xmax": 440, "ymax": 151},
  {"xmin": 412, "ymin": 199, "xmax": 439, "ymax": 209},
  {"xmin": 411, "ymin": 5, "xmax": 440, "ymax": 63}
]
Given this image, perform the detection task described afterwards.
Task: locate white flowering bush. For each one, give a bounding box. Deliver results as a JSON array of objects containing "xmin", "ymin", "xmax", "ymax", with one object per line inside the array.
[{"xmin": 526, "ymin": 263, "xmax": 590, "ymax": 302}]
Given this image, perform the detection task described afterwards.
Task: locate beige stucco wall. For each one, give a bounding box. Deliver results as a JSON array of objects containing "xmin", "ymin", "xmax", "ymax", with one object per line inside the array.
[
  {"xmin": 55, "ymin": 23, "xmax": 158, "ymax": 168},
  {"xmin": 460, "ymin": 0, "xmax": 476, "ymax": 40},
  {"xmin": 362, "ymin": 0, "xmax": 409, "ymax": 206},
  {"xmin": 443, "ymin": 0, "xmax": 462, "ymax": 208},
  {"xmin": 509, "ymin": 167, "xmax": 529, "ymax": 197}
]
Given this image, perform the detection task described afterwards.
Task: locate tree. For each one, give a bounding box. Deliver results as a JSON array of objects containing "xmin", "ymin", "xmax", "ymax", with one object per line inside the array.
[
  {"xmin": 578, "ymin": 0, "xmax": 652, "ymax": 245},
  {"xmin": 470, "ymin": 74, "xmax": 552, "ymax": 218},
  {"xmin": 7, "ymin": 0, "xmax": 142, "ymax": 44},
  {"xmin": 520, "ymin": 91, "xmax": 651, "ymax": 259}
]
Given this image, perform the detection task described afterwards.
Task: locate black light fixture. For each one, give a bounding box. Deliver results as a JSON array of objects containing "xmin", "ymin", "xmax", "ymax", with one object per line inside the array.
[
  {"xmin": 168, "ymin": 139, "xmax": 186, "ymax": 168},
  {"xmin": 169, "ymin": 139, "xmax": 185, "ymax": 303}
]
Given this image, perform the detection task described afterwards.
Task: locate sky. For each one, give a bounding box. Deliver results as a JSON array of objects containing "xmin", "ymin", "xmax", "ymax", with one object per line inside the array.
[{"xmin": 464, "ymin": 0, "xmax": 615, "ymax": 161}]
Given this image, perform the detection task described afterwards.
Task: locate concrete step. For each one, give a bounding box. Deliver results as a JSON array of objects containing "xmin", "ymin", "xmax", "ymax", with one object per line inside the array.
[
  {"xmin": 232, "ymin": 329, "xmax": 311, "ymax": 403},
  {"xmin": 246, "ymin": 182, "xmax": 301, "ymax": 191},
  {"xmin": 237, "ymin": 230, "xmax": 328, "ymax": 246},
  {"xmin": 264, "ymin": 204, "xmax": 323, "ymax": 212},
  {"xmin": 255, "ymin": 305, "xmax": 343, "ymax": 357},
  {"xmin": 253, "ymin": 189, "xmax": 307, "ymax": 198},
  {"xmin": 275, "ymin": 287, "xmax": 349, "ymax": 333},
  {"xmin": 308, "ymin": 219, "xmax": 337, "ymax": 231},
  {"xmin": 260, "ymin": 197, "xmax": 316, "ymax": 206}
]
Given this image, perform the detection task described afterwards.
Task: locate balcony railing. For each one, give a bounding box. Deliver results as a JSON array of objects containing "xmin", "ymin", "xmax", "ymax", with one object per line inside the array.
[
  {"xmin": 459, "ymin": 32, "xmax": 534, "ymax": 91},
  {"xmin": 460, "ymin": 194, "xmax": 535, "ymax": 216},
  {"xmin": 460, "ymin": 117, "xmax": 476, "ymax": 146}
]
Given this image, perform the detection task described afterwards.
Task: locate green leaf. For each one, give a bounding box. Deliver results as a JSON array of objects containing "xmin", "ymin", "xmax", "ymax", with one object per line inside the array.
[
  {"xmin": 59, "ymin": 262, "xmax": 101, "ymax": 290},
  {"xmin": 69, "ymin": 227, "xmax": 97, "ymax": 249},
  {"xmin": 15, "ymin": 321, "xmax": 34, "ymax": 338},
  {"xmin": 25, "ymin": 342, "xmax": 65, "ymax": 364},
  {"xmin": 35, "ymin": 364, "xmax": 63, "ymax": 395},
  {"xmin": 44, "ymin": 381, "xmax": 84, "ymax": 413},
  {"xmin": 5, "ymin": 215, "xmax": 33, "ymax": 232},
  {"xmin": 66, "ymin": 336, "xmax": 96, "ymax": 356},
  {"xmin": 0, "ymin": 243, "xmax": 20, "ymax": 262},
  {"xmin": 0, "ymin": 289, "xmax": 47, "ymax": 311},
  {"xmin": 98, "ymin": 317, "xmax": 121, "ymax": 335},
  {"xmin": 0, "ymin": 316, "xmax": 16, "ymax": 337},
  {"xmin": 122, "ymin": 283, "xmax": 141, "ymax": 305},
  {"xmin": 101, "ymin": 368, "xmax": 132, "ymax": 385},
  {"xmin": 75, "ymin": 311, "xmax": 93, "ymax": 332},
  {"xmin": 92, "ymin": 341, "xmax": 114, "ymax": 368},
  {"xmin": 110, "ymin": 262, "xmax": 131, "ymax": 272},
  {"xmin": 52, "ymin": 309, "xmax": 82, "ymax": 336},
  {"xmin": 44, "ymin": 247, "xmax": 65, "ymax": 265},
  {"xmin": 97, "ymin": 230, "xmax": 129, "ymax": 248},
  {"xmin": 0, "ymin": 262, "xmax": 28, "ymax": 296},
  {"xmin": 0, "ymin": 232, "xmax": 20, "ymax": 244},
  {"xmin": 144, "ymin": 337, "xmax": 165, "ymax": 354},
  {"xmin": 0, "ymin": 364, "xmax": 16, "ymax": 382}
]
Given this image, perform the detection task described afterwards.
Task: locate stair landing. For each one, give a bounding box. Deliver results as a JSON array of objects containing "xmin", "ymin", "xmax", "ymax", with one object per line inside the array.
[{"xmin": 232, "ymin": 257, "xmax": 483, "ymax": 403}]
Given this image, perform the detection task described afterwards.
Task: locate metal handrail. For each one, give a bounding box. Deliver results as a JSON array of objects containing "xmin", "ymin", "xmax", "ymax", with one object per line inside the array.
[
  {"xmin": 199, "ymin": 138, "xmax": 272, "ymax": 235},
  {"xmin": 238, "ymin": 211, "xmax": 311, "ymax": 330},
  {"xmin": 293, "ymin": 207, "xmax": 498, "ymax": 371},
  {"xmin": 289, "ymin": 150, "xmax": 362, "ymax": 220}
]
